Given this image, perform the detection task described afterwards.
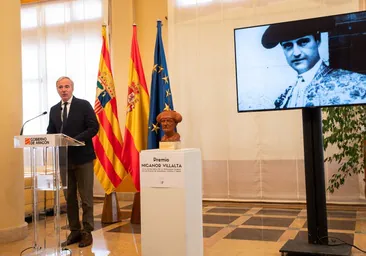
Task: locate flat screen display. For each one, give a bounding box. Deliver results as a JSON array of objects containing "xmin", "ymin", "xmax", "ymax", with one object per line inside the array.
[{"xmin": 234, "ymin": 11, "xmax": 366, "ymax": 112}]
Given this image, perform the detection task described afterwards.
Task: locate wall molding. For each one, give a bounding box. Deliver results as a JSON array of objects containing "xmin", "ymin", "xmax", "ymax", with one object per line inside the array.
[{"xmin": 0, "ymin": 222, "xmax": 28, "ymax": 243}]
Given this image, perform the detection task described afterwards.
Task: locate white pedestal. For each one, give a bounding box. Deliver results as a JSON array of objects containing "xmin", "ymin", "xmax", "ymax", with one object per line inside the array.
[{"xmin": 140, "ymin": 148, "xmax": 203, "ymax": 256}]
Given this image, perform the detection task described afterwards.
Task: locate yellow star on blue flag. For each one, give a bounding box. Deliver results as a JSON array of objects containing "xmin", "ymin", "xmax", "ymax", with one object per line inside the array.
[{"xmin": 150, "ymin": 122, "xmax": 160, "ymax": 134}]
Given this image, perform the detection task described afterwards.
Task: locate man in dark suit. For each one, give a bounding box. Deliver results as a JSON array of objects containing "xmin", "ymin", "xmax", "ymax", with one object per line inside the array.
[
  {"xmin": 47, "ymin": 76, "xmax": 99, "ymax": 248},
  {"xmin": 261, "ymin": 18, "xmax": 366, "ymax": 108}
]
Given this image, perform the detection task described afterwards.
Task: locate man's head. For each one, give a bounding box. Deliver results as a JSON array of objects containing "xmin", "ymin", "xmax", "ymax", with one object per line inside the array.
[
  {"xmin": 280, "ymin": 34, "xmax": 321, "ymax": 74},
  {"xmin": 56, "ymin": 76, "xmax": 74, "ymax": 102},
  {"xmin": 156, "ymin": 110, "xmax": 183, "ymax": 135},
  {"xmin": 261, "ymin": 17, "xmax": 334, "ymax": 74}
]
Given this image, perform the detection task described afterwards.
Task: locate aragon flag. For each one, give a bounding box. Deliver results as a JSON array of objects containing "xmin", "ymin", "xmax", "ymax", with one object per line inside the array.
[
  {"xmin": 147, "ymin": 20, "xmax": 174, "ymax": 149},
  {"xmin": 121, "ymin": 25, "xmax": 150, "ymax": 192},
  {"xmin": 92, "ymin": 25, "xmax": 127, "ymax": 195}
]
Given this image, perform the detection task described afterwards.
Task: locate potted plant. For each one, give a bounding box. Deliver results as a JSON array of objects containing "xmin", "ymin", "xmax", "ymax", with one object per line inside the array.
[{"xmin": 322, "ymin": 105, "xmax": 366, "ymax": 193}]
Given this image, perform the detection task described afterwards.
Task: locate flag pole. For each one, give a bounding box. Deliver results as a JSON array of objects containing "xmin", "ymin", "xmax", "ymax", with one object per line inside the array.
[
  {"xmin": 130, "ymin": 192, "xmax": 141, "ymax": 224},
  {"xmin": 101, "ymin": 192, "xmax": 122, "ymax": 223}
]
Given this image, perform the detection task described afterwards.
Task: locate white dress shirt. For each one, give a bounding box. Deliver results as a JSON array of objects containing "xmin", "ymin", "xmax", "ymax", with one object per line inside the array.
[
  {"xmin": 287, "ymin": 60, "xmax": 322, "ymax": 108},
  {"xmin": 61, "ymin": 96, "xmax": 73, "ymax": 122}
]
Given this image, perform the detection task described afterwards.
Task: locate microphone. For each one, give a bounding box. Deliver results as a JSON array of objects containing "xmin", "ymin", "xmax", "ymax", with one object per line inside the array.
[{"xmin": 20, "ymin": 111, "xmax": 48, "ymax": 135}]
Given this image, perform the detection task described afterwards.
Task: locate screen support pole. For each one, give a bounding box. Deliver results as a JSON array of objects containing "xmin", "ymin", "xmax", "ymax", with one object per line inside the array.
[
  {"xmin": 302, "ymin": 107, "xmax": 328, "ymax": 244},
  {"xmin": 279, "ymin": 108, "xmax": 351, "ymax": 256}
]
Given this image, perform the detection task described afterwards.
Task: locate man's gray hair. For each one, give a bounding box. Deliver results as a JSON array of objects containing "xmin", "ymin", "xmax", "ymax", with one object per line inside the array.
[{"xmin": 56, "ymin": 76, "xmax": 74, "ymax": 87}]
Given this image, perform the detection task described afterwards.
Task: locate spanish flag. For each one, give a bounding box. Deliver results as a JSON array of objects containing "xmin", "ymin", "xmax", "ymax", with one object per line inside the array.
[
  {"xmin": 93, "ymin": 25, "xmax": 127, "ymax": 195},
  {"xmin": 121, "ymin": 25, "xmax": 150, "ymax": 191}
]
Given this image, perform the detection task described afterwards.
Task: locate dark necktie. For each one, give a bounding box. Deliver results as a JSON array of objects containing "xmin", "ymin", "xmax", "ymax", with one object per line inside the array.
[{"xmin": 61, "ymin": 102, "xmax": 68, "ymax": 133}]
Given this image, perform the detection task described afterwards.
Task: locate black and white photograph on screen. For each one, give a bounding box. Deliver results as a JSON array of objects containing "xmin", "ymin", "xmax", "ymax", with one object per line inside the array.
[{"xmin": 234, "ymin": 12, "xmax": 366, "ymax": 112}]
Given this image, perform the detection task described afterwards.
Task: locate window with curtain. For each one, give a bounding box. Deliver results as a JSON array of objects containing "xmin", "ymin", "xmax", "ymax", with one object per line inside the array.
[{"xmin": 21, "ymin": 0, "xmax": 103, "ymax": 135}]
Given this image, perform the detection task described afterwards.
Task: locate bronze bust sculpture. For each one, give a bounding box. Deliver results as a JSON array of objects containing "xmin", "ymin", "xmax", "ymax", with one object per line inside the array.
[{"xmin": 156, "ymin": 110, "xmax": 182, "ymax": 142}]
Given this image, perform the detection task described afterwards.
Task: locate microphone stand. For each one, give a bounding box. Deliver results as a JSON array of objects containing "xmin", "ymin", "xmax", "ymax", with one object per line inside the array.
[{"xmin": 20, "ymin": 111, "xmax": 47, "ymax": 135}]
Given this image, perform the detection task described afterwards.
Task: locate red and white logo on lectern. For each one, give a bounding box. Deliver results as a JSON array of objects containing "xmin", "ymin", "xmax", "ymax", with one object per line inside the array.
[
  {"xmin": 23, "ymin": 137, "xmax": 50, "ymax": 146},
  {"xmin": 25, "ymin": 138, "xmax": 31, "ymax": 145}
]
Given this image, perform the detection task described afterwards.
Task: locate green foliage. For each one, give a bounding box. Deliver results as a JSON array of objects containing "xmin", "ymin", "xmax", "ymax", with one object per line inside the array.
[{"xmin": 322, "ymin": 105, "xmax": 365, "ymax": 193}]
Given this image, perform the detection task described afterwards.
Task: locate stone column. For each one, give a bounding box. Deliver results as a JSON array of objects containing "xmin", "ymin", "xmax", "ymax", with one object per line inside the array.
[{"xmin": 0, "ymin": 0, "xmax": 28, "ymax": 243}]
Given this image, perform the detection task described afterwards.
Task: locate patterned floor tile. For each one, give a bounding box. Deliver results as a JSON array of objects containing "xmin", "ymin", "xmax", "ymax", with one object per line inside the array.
[
  {"xmin": 93, "ymin": 199, "xmax": 104, "ymax": 204},
  {"xmin": 206, "ymin": 207, "xmax": 250, "ymax": 214},
  {"xmin": 303, "ymin": 220, "xmax": 356, "ymax": 231},
  {"xmin": 294, "ymin": 231, "xmax": 354, "ymax": 245},
  {"xmin": 94, "ymin": 220, "xmax": 114, "ymax": 231},
  {"xmin": 203, "ymin": 215, "xmax": 240, "ymax": 224},
  {"xmin": 328, "ymin": 220, "xmax": 356, "ymax": 231},
  {"xmin": 224, "ymin": 228, "xmax": 285, "ymax": 241},
  {"xmin": 256, "ymin": 209, "xmax": 301, "ymax": 216},
  {"xmin": 243, "ymin": 216, "xmax": 295, "ymax": 227},
  {"xmin": 121, "ymin": 204, "xmax": 133, "ymax": 210},
  {"xmin": 60, "ymin": 220, "xmax": 113, "ymax": 232},
  {"xmin": 327, "ymin": 210, "xmax": 357, "ymax": 219},
  {"xmin": 4, "ymin": 201, "xmax": 366, "ymax": 256},
  {"xmin": 203, "ymin": 226, "xmax": 223, "ymax": 238},
  {"xmin": 94, "ymin": 211, "xmax": 132, "ymax": 220},
  {"xmin": 107, "ymin": 223, "xmax": 141, "ymax": 234}
]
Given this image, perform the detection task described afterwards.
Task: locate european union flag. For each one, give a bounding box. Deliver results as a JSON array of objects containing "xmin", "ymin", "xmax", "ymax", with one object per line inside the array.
[{"xmin": 147, "ymin": 20, "xmax": 174, "ymax": 149}]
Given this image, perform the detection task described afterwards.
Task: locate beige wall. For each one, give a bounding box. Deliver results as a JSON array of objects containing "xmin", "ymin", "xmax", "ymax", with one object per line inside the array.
[
  {"xmin": 134, "ymin": 0, "xmax": 168, "ymax": 88},
  {"xmin": 0, "ymin": 0, "xmax": 27, "ymax": 242},
  {"xmin": 109, "ymin": 0, "xmax": 133, "ymax": 131},
  {"xmin": 110, "ymin": 0, "xmax": 168, "ymax": 130}
]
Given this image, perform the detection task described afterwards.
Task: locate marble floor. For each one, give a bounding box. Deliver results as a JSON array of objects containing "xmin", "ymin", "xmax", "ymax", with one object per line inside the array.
[{"xmin": 1, "ymin": 200, "xmax": 366, "ymax": 256}]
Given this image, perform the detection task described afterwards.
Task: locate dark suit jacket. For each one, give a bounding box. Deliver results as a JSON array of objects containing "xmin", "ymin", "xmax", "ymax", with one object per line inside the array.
[{"xmin": 47, "ymin": 96, "xmax": 99, "ymax": 165}]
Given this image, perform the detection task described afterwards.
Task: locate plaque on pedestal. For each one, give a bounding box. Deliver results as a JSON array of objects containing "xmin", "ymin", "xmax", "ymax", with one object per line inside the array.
[{"xmin": 159, "ymin": 141, "xmax": 181, "ymax": 150}]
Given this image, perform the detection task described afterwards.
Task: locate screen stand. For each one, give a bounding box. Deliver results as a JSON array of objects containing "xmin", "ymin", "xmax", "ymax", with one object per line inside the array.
[{"xmin": 279, "ymin": 108, "xmax": 351, "ymax": 256}]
